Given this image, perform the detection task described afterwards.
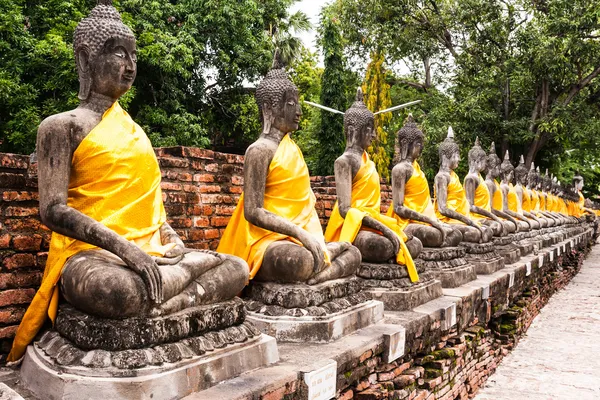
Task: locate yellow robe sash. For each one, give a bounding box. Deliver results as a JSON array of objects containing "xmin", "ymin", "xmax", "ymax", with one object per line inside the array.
[
  {"xmin": 434, "ymin": 171, "xmax": 471, "ymax": 224},
  {"xmin": 507, "ymin": 183, "xmax": 519, "ymax": 213},
  {"xmin": 8, "ymin": 102, "xmax": 172, "ymax": 361},
  {"xmin": 577, "ymin": 191, "xmax": 585, "ymax": 217},
  {"xmin": 324, "ymin": 152, "xmax": 418, "ymax": 282},
  {"xmin": 217, "ymin": 134, "xmax": 329, "ymax": 279},
  {"xmin": 386, "ymin": 161, "xmax": 437, "ymax": 229},
  {"xmin": 473, "ymin": 174, "xmax": 492, "ymax": 212},
  {"xmin": 521, "ymin": 185, "xmax": 532, "ymax": 212},
  {"xmin": 539, "ymin": 192, "xmax": 547, "ymax": 211},
  {"xmin": 531, "ymin": 189, "xmax": 542, "ymax": 216},
  {"xmin": 492, "ymin": 180, "xmax": 503, "ymax": 211}
]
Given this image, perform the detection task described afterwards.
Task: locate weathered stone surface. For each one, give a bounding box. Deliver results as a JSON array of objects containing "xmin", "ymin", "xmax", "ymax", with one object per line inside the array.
[
  {"xmin": 244, "ymin": 276, "xmax": 363, "ymax": 310},
  {"xmin": 55, "ymin": 298, "xmax": 246, "ymax": 351},
  {"xmin": 37, "ymin": 320, "xmax": 262, "ymax": 371}
]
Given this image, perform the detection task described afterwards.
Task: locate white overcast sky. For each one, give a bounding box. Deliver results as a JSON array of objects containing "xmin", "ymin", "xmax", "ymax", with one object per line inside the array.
[{"xmin": 290, "ymin": 0, "xmax": 329, "ymax": 55}]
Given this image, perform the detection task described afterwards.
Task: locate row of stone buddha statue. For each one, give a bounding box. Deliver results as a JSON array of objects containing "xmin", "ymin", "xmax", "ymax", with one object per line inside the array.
[{"xmin": 9, "ymin": 3, "xmax": 594, "ymax": 398}]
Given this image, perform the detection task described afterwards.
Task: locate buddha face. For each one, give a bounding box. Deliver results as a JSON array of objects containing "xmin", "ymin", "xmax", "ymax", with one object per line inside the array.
[
  {"xmin": 448, "ymin": 150, "xmax": 460, "ymax": 170},
  {"xmin": 577, "ymin": 180, "xmax": 584, "ymax": 191},
  {"xmin": 88, "ymin": 36, "xmax": 137, "ymax": 100},
  {"xmin": 476, "ymin": 155, "xmax": 486, "ymax": 173},
  {"xmin": 357, "ymin": 121, "xmax": 375, "ymax": 150},
  {"xmin": 410, "ymin": 137, "xmax": 424, "ymax": 160},
  {"xmin": 271, "ymin": 89, "xmax": 302, "ymax": 134}
]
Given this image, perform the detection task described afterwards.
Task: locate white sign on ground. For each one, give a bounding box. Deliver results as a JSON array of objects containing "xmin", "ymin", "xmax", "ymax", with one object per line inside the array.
[
  {"xmin": 481, "ymin": 285, "xmax": 490, "ymax": 300},
  {"xmin": 383, "ymin": 328, "xmax": 406, "ymax": 363},
  {"xmin": 526, "ymin": 262, "xmax": 532, "ymax": 276},
  {"xmin": 508, "ymin": 271, "xmax": 515, "ymax": 288},
  {"xmin": 550, "ymin": 252, "xmax": 554, "ymax": 262},
  {"xmin": 539, "ymin": 255, "xmax": 544, "ymax": 267},
  {"xmin": 303, "ymin": 361, "xmax": 337, "ymax": 400}
]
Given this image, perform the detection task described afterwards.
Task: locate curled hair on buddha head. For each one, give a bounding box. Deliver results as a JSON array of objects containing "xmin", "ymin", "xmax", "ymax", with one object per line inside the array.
[
  {"xmin": 255, "ymin": 48, "xmax": 299, "ymax": 132},
  {"xmin": 527, "ymin": 161, "xmax": 537, "ymax": 185},
  {"xmin": 514, "ymin": 154, "xmax": 528, "ymax": 183},
  {"xmin": 344, "ymin": 87, "xmax": 374, "ymax": 141},
  {"xmin": 438, "ymin": 126, "xmax": 460, "ymax": 161},
  {"xmin": 468, "ymin": 137, "xmax": 486, "ymax": 166},
  {"xmin": 500, "ymin": 150, "xmax": 514, "ymax": 177},
  {"xmin": 573, "ymin": 171, "xmax": 584, "ymax": 185},
  {"xmin": 394, "ymin": 114, "xmax": 424, "ymax": 163},
  {"xmin": 487, "ymin": 142, "xmax": 501, "ymax": 172},
  {"xmin": 74, "ymin": 0, "xmax": 135, "ymax": 101}
]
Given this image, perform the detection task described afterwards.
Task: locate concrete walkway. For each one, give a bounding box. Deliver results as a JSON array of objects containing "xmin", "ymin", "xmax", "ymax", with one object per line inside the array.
[{"xmin": 476, "ymin": 246, "xmax": 600, "ymax": 400}]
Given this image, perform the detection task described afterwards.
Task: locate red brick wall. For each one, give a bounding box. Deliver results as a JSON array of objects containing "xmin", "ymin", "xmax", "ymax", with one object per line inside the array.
[{"xmin": 0, "ymin": 148, "xmax": 392, "ymax": 360}]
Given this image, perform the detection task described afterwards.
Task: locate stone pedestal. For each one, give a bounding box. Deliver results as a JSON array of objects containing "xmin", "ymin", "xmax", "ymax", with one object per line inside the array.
[
  {"xmin": 459, "ymin": 242, "xmax": 505, "ymax": 275},
  {"xmin": 492, "ymin": 235, "xmax": 521, "ymax": 264},
  {"xmin": 244, "ymin": 277, "xmax": 383, "ymax": 342},
  {"xmin": 418, "ymin": 247, "xmax": 476, "ymax": 288},
  {"xmin": 20, "ymin": 298, "xmax": 279, "ymax": 400},
  {"xmin": 357, "ymin": 263, "xmax": 443, "ymax": 311},
  {"xmin": 513, "ymin": 232, "xmax": 535, "ymax": 256}
]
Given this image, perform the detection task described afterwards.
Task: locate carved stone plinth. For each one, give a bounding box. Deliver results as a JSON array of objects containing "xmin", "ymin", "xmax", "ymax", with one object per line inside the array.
[
  {"xmin": 19, "ymin": 297, "xmax": 279, "ymax": 399},
  {"xmin": 492, "ymin": 235, "xmax": 521, "ymax": 264},
  {"xmin": 21, "ymin": 328, "xmax": 278, "ymax": 400},
  {"xmin": 244, "ymin": 277, "xmax": 383, "ymax": 342},
  {"xmin": 357, "ymin": 262, "xmax": 443, "ymax": 311},
  {"xmin": 418, "ymin": 247, "xmax": 476, "ymax": 288},
  {"xmin": 459, "ymin": 242, "xmax": 505, "ymax": 275}
]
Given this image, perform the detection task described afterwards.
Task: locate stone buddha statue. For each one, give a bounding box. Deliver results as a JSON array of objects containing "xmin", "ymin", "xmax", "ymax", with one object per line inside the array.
[
  {"xmin": 484, "ymin": 143, "xmax": 518, "ymax": 233},
  {"xmin": 499, "ymin": 151, "xmax": 533, "ymax": 231},
  {"xmin": 573, "ymin": 174, "xmax": 594, "ymax": 217},
  {"xmin": 217, "ymin": 57, "xmax": 360, "ymax": 286},
  {"xmin": 526, "ymin": 162, "xmax": 549, "ymax": 228},
  {"xmin": 433, "ymin": 128, "xmax": 493, "ymax": 243},
  {"xmin": 9, "ymin": 0, "xmax": 249, "ymax": 363},
  {"xmin": 541, "ymin": 170, "xmax": 566, "ymax": 224},
  {"xmin": 463, "ymin": 137, "xmax": 504, "ymax": 236},
  {"xmin": 325, "ymin": 89, "xmax": 420, "ymax": 282},
  {"xmin": 387, "ymin": 116, "xmax": 463, "ymax": 247},
  {"xmin": 513, "ymin": 155, "xmax": 542, "ymax": 229}
]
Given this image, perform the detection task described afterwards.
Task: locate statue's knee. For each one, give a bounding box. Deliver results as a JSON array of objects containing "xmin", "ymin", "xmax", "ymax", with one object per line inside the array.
[
  {"xmin": 225, "ymin": 255, "xmax": 250, "ymax": 284},
  {"xmin": 343, "ymin": 244, "xmax": 362, "ymax": 266},
  {"xmin": 406, "ymin": 236, "xmax": 423, "ymax": 258}
]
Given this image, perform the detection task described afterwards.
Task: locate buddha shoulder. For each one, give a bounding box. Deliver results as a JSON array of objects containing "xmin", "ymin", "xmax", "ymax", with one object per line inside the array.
[
  {"xmin": 38, "ymin": 108, "xmax": 102, "ymax": 149},
  {"xmin": 391, "ymin": 160, "xmax": 414, "ymax": 180}
]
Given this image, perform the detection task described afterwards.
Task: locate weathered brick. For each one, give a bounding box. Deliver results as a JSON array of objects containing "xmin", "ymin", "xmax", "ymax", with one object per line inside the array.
[
  {"xmin": 177, "ymin": 173, "xmax": 192, "ymax": 182},
  {"xmin": 13, "ymin": 234, "xmax": 42, "ymax": 251},
  {"xmin": 0, "ymin": 173, "xmax": 26, "ymax": 188},
  {"xmin": 159, "ymin": 157, "xmax": 189, "ymax": 168},
  {"xmin": 216, "ymin": 205, "xmax": 236, "ymax": 216},
  {"xmin": 183, "ymin": 184, "xmax": 201, "ymax": 193},
  {"xmin": 0, "ymin": 307, "xmax": 26, "ymax": 324},
  {"xmin": 194, "ymin": 174, "xmax": 214, "ymax": 183},
  {"xmin": 232, "ymin": 176, "xmax": 244, "ymax": 185},
  {"xmin": 0, "ymin": 271, "xmax": 42, "ymax": 289},
  {"xmin": 0, "ymin": 234, "xmax": 10, "ymax": 249},
  {"xmin": 0, "ymin": 326, "xmax": 18, "ymax": 339},
  {"xmin": 0, "ymin": 289, "xmax": 35, "ymax": 307},
  {"xmin": 0, "ymin": 154, "xmax": 28, "ymax": 169},
  {"xmin": 204, "ymin": 229, "xmax": 220, "ymax": 239},
  {"xmin": 210, "ymin": 216, "xmax": 230, "ymax": 227},
  {"xmin": 3, "ymin": 253, "xmax": 36, "ymax": 269},
  {"xmin": 200, "ymin": 185, "xmax": 221, "ymax": 194},
  {"xmin": 161, "ymin": 182, "xmax": 182, "ymax": 191},
  {"xmin": 2, "ymin": 191, "xmax": 38, "ymax": 202},
  {"xmin": 4, "ymin": 206, "xmax": 38, "ymax": 217}
]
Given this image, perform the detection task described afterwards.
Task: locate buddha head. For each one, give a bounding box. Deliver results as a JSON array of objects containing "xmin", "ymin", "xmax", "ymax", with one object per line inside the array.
[
  {"xmin": 438, "ymin": 127, "xmax": 460, "ymax": 170},
  {"xmin": 486, "ymin": 142, "xmax": 501, "ymax": 179},
  {"xmin": 527, "ymin": 162, "xmax": 537, "ymax": 188},
  {"xmin": 535, "ymin": 167, "xmax": 543, "ymax": 190},
  {"xmin": 543, "ymin": 169, "xmax": 552, "ymax": 192},
  {"xmin": 256, "ymin": 50, "xmax": 301, "ymax": 135},
  {"xmin": 514, "ymin": 155, "xmax": 528, "ymax": 186},
  {"xmin": 500, "ymin": 151, "xmax": 514, "ymax": 183},
  {"xmin": 468, "ymin": 137, "xmax": 487, "ymax": 173},
  {"xmin": 573, "ymin": 173, "xmax": 584, "ymax": 192},
  {"xmin": 344, "ymin": 88, "xmax": 375, "ymax": 150},
  {"xmin": 395, "ymin": 114, "xmax": 424, "ymax": 163},
  {"xmin": 74, "ymin": 0, "xmax": 137, "ymax": 102}
]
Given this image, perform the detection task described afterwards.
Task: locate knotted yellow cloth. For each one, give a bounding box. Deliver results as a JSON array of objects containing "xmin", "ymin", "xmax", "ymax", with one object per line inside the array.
[
  {"xmin": 531, "ymin": 190, "xmax": 542, "ymax": 216},
  {"xmin": 325, "ymin": 152, "xmax": 418, "ymax": 282},
  {"xmin": 507, "ymin": 183, "xmax": 519, "ymax": 213},
  {"xmin": 217, "ymin": 134, "xmax": 330, "ymax": 279},
  {"xmin": 577, "ymin": 191, "xmax": 585, "ymax": 217},
  {"xmin": 434, "ymin": 171, "xmax": 471, "ymax": 224},
  {"xmin": 472, "ymin": 174, "xmax": 492, "ymax": 212},
  {"xmin": 386, "ymin": 161, "xmax": 437, "ymax": 230},
  {"xmin": 539, "ymin": 192, "xmax": 547, "ymax": 211},
  {"xmin": 8, "ymin": 102, "xmax": 173, "ymax": 361}
]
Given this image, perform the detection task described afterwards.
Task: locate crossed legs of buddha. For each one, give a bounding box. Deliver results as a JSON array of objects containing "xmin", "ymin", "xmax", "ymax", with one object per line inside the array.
[
  {"xmin": 60, "ymin": 249, "xmax": 249, "ymax": 319},
  {"xmin": 353, "ymin": 230, "xmax": 423, "ymax": 263},
  {"xmin": 480, "ymin": 220, "xmax": 503, "ymax": 236},
  {"xmin": 254, "ymin": 240, "xmax": 361, "ymax": 285},
  {"xmin": 404, "ymin": 223, "xmax": 463, "ymax": 248}
]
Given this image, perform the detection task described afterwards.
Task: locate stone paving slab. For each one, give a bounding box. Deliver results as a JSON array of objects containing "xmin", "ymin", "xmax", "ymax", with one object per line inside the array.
[{"xmin": 475, "ymin": 246, "xmax": 600, "ymax": 400}]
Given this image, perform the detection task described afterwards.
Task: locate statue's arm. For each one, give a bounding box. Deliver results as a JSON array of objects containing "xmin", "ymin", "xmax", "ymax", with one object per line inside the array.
[
  {"xmin": 465, "ymin": 176, "xmax": 501, "ymax": 222},
  {"xmin": 392, "ymin": 164, "xmax": 442, "ymax": 229},
  {"xmin": 37, "ymin": 118, "xmax": 162, "ymax": 302},
  {"xmin": 435, "ymin": 174, "xmax": 475, "ymax": 226}
]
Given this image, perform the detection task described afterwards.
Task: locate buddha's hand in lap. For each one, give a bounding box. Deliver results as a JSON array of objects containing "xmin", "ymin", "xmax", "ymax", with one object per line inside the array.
[
  {"xmin": 299, "ymin": 232, "xmax": 327, "ymax": 274},
  {"xmin": 164, "ymin": 243, "xmax": 185, "ymax": 258},
  {"xmin": 121, "ymin": 244, "xmax": 163, "ymax": 304},
  {"xmin": 381, "ymin": 226, "xmax": 400, "ymax": 255},
  {"xmin": 434, "ymin": 221, "xmax": 447, "ymax": 243}
]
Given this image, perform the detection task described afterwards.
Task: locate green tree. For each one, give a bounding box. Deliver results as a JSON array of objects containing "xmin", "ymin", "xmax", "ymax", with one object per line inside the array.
[
  {"xmin": 362, "ymin": 51, "xmax": 392, "ymax": 181},
  {"xmin": 315, "ymin": 7, "xmax": 348, "ymax": 176},
  {"xmin": 0, "ymin": 0, "xmax": 307, "ymax": 154}
]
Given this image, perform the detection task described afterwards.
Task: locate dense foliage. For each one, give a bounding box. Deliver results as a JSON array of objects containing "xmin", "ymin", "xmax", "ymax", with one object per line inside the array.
[{"xmin": 0, "ymin": 0, "xmax": 305, "ymax": 154}]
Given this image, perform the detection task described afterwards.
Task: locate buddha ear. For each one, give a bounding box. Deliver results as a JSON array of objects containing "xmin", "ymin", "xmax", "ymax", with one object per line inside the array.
[
  {"xmin": 261, "ymin": 102, "xmax": 273, "ymax": 134},
  {"xmin": 347, "ymin": 125, "xmax": 357, "ymax": 146},
  {"xmin": 76, "ymin": 46, "xmax": 92, "ymax": 101}
]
